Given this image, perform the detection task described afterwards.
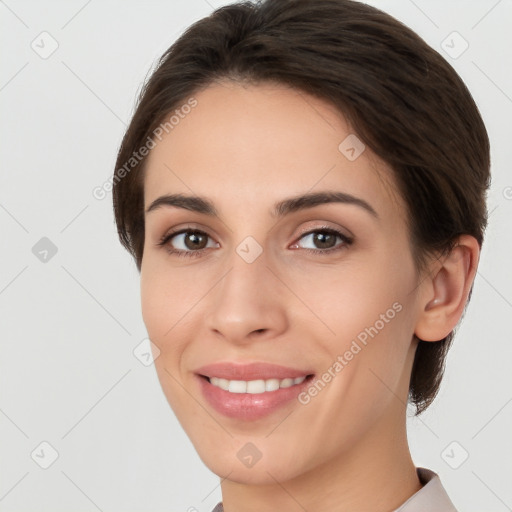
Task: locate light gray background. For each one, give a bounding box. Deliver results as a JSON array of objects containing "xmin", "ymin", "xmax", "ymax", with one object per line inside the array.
[{"xmin": 1, "ymin": 1, "xmax": 511, "ymax": 511}]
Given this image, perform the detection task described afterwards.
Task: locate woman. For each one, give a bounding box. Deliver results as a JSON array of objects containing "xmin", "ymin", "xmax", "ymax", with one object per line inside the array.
[{"xmin": 112, "ymin": 0, "xmax": 490, "ymax": 510}]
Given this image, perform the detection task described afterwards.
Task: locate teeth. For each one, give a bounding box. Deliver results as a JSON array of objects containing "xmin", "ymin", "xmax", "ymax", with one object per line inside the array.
[
  {"xmin": 247, "ymin": 379, "xmax": 265, "ymax": 393},
  {"xmin": 280, "ymin": 378, "xmax": 294, "ymax": 388},
  {"xmin": 209, "ymin": 375, "xmax": 307, "ymax": 394},
  {"xmin": 228, "ymin": 380, "xmax": 247, "ymax": 393},
  {"xmin": 265, "ymin": 379, "xmax": 280, "ymax": 392}
]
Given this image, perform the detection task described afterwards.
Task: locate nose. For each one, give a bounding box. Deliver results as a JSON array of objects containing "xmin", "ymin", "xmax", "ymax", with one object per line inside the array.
[{"xmin": 204, "ymin": 247, "xmax": 289, "ymax": 346}]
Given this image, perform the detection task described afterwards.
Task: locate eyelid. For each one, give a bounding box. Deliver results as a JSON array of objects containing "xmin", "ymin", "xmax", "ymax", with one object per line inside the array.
[
  {"xmin": 157, "ymin": 224, "xmax": 217, "ymax": 247},
  {"xmin": 158, "ymin": 222, "xmax": 212, "ymax": 240},
  {"xmin": 294, "ymin": 222, "xmax": 354, "ymax": 241},
  {"xmin": 159, "ymin": 221, "xmax": 352, "ymax": 244},
  {"xmin": 290, "ymin": 225, "xmax": 353, "ymax": 252}
]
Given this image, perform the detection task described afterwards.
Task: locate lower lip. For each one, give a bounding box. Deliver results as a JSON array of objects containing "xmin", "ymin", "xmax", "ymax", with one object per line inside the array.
[{"xmin": 196, "ymin": 374, "xmax": 314, "ymax": 421}]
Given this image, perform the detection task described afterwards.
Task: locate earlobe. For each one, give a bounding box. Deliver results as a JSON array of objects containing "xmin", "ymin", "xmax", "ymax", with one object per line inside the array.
[{"xmin": 415, "ymin": 235, "xmax": 480, "ymax": 342}]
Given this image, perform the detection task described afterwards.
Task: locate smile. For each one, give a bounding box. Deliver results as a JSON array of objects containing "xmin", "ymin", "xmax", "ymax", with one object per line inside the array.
[
  {"xmin": 207, "ymin": 375, "xmax": 307, "ymax": 394},
  {"xmin": 194, "ymin": 361, "xmax": 315, "ymax": 420}
]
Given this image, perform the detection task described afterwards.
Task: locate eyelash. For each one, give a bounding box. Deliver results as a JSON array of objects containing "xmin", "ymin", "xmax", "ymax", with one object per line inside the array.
[{"xmin": 157, "ymin": 226, "xmax": 353, "ymax": 259}]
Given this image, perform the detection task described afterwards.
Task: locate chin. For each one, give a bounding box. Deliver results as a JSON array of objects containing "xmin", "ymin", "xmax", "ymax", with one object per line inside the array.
[
  {"xmin": 207, "ymin": 459, "xmax": 298, "ymax": 485},
  {"xmin": 194, "ymin": 439, "xmax": 309, "ymax": 485}
]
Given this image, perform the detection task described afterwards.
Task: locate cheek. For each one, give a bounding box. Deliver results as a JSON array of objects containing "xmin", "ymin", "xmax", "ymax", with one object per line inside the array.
[
  {"xmin": 294, "ymin": 255, "xmax": 412, "ymax": 340},
  {"xmin": 140, "ymin": 267, "xmax": 193, "ymax": 416},
  {"xmin": 299, "ymin": 252, "xmax": 416, "ymax": 399},
  {"xmin": 140, "ymin": 262, "xmax": 185, "ymax": 356},
  {"xmin": 140, "ymin": 251, "xmax": 187, "ymax": 331},
  {"xmin": 140, "ymin": 268, "xmax": 165, "ymax": 339}
]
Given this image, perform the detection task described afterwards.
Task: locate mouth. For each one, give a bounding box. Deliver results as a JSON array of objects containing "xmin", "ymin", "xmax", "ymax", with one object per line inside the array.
[
  {"xmin": 194, "ymin": 362, "xmax": 315, "ymax": 421},
  {"xmin": 201, "ymin": 374, "xmax": 313, "ymax": 393}
]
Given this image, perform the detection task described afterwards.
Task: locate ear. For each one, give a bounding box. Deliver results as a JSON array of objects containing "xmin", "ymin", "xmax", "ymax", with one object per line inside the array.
[{"xmin": 415, "ymin": 235, "xmax": 480, "ymax": 342}]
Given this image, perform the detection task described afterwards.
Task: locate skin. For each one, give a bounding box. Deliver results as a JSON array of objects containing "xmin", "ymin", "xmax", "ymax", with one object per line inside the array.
[{"xmin": 140, "ymin": 81, "xmax": 479, "ymax": 512}]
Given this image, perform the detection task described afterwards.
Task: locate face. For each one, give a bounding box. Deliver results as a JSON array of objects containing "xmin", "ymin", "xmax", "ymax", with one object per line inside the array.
[{"xmin": 140, "ymin": 81, "xmax": 422, "ymax": 484}]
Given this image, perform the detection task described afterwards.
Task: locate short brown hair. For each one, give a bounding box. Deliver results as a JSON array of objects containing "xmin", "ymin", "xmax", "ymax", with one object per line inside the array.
[{"xmin": 112, "ymin": 0, "xmax": 490, "ymax": 414}]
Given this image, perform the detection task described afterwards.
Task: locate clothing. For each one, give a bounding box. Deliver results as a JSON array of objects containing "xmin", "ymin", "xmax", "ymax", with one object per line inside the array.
[{"xmin": 211, "ymin": 467, "xmax": 457, "ymax": 511}]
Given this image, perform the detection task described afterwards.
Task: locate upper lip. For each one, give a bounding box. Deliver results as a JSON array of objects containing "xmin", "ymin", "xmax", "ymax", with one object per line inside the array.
[{"xmin": 195, "ymin": 362, "xmax": 314, "ymax": 381}]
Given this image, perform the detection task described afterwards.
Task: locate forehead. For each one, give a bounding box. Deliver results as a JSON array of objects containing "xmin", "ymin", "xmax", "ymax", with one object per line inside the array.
[{"xmin": 143, "ymin": 81, "xmax": 402, "ymax": 221}]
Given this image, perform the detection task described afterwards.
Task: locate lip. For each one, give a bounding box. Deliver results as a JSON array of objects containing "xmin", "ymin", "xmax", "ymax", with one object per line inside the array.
[
  {"xmin": 194, "ymin": 362, "xmax": 315, "ymax": 421},
  {"xmin": 195, "ymin": 361, "xmax": 314, "ymax": 381}
]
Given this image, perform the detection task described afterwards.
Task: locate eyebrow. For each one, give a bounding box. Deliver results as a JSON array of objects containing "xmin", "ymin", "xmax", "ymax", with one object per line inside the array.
[{"xmin": 145, "ymin": 191, "xmax": 378, "ymax": 219}]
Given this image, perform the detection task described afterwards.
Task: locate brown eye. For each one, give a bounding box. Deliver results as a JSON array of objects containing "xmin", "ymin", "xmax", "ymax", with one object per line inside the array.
[
  {"xmin": 181, "ymin": 231, "xmax": 208, "ymax": 250},
  {"xmin": 309, "ymin": 231, "xmax": 337, "ymax": 249},
  {"xmin": 158, "ymin": 229, "xmax": 219, "ymax": 258},
  {"xmin": 293, "ymin": 228, "xmax": 353, "ymax": 254},
  {"xmin": 158, "ymin": 226, "xmax": 353, "ymax": 259}
]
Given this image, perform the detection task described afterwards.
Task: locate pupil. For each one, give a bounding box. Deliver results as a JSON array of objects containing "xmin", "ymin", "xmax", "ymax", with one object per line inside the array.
[
  {"xmin": 315, "ymin": 232, "xmax": 334, "ymax": 249},
  {"xmin": 186, "ymin": 232, "xmax": 205, "ymax": 250}
]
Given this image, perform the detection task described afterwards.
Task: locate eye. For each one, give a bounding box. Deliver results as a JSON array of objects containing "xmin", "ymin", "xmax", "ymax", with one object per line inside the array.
[
  {"xmin": 292, "ymin": 227, "xmax": 353, "ymax": 255},
  {"xmin": 157, "ymin": 226, "xmax": 353, "ymax": 258},
  {"xmin": 157, "ymin": 228, "xmax": 219, "ymax": 258}
]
